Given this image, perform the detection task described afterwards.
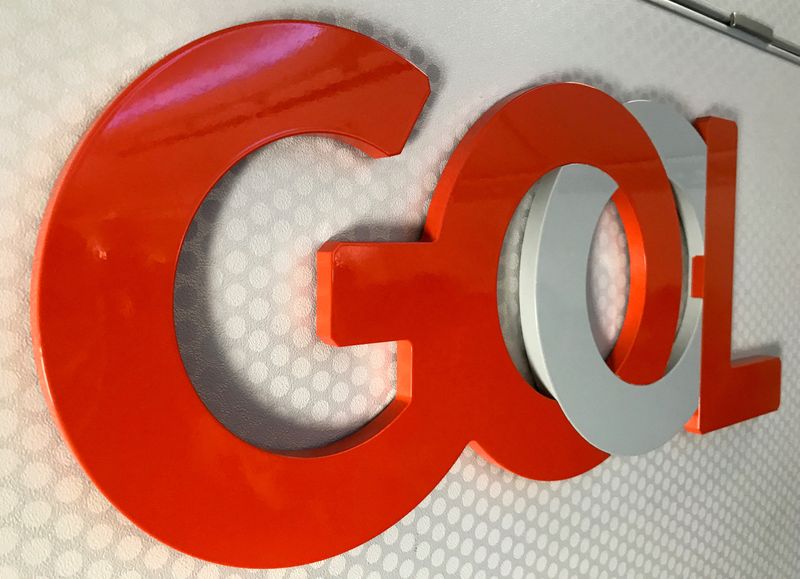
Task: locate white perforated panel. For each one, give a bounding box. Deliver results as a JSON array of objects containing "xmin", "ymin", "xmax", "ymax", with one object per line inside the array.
[{"xmin": 2, "ymin": 1, "xmax": 800, "ymax": 577}]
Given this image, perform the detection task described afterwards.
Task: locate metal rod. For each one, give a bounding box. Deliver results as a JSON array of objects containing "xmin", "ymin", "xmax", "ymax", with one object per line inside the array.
[
  {"xmin": 668, "ymin": 0, "xmax": 729, "ymax": 23},
  {"xmin": 642, "ymin": 0, "xmax": 800, "ymax": 67}
]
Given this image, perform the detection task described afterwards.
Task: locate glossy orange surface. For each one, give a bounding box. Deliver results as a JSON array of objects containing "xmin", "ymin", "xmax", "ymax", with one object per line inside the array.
[
  {"xmin": 30, "ymin": 17, "xmax": 768, "ymax": 569},
  {"xmin": 32, "ymin": 13, "xmax": 684, "ymax": 561},
  {"xmin": 32, "ymin": 21, "xmax": 434, "ymax": 567},
  {"xmin": 684, "ymin": 118, "xmax": 781, "ymax": 433},
  {"xmin": 319, "ymin": 81, "xmax": 685, "ymax": 486}
]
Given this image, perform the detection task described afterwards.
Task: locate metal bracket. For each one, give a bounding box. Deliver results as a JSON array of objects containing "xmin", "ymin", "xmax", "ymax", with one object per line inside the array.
[{"xmin": 729, "ymin": 12, "xmax": 774, "ymax": 44}]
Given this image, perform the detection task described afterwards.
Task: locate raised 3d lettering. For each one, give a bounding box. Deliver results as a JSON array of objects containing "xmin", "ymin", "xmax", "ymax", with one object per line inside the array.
[{"xmin": 31, "ymin": 20, "xmax": 780, "ymax": 568}]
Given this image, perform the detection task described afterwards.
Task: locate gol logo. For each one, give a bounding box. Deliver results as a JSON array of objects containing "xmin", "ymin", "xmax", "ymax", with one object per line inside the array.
[{"xmin": 31, "ymin": 20, "xmax": 781, "ymax": 568}]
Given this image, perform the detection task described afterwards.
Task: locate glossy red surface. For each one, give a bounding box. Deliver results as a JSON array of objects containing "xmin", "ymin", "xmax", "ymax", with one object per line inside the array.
[
  {"xmin": 684, "ymin": 118, "xmax": 781, "ymax": 433},
  {"xmin": 31, "ymin": 16, "xmax": 773, "ymax": 569},
  {"xmin": 31, "ymin": 21, "xmax": 434, "ymax": 567},
  {"xmin": 319, "ymin": 81, "xmax": 685, "ymax": 487},
  {"xmin": 32, "ymin": 15, "xmax": 683, "ymax": 561}
]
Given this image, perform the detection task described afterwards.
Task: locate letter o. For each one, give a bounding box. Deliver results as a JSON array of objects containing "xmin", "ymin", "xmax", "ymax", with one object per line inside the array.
[{"xmin": 518, "ymin": 101, "xmax": 708, "ymax": 455}]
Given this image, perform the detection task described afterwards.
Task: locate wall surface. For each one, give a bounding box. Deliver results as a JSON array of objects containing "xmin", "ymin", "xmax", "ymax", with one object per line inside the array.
[
  {"xmin": 705, "ymin": 0, "xmax": 800, "ymax": 40},
  {"xmin": 1, "ymin": 1, "xmax": 800, "ymax": 578}
]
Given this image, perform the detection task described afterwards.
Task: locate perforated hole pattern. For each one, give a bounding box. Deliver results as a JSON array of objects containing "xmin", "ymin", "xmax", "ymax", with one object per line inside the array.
[{"xmin": 2, "ymin": 1, "xmax": 800, "ymax": 577}]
